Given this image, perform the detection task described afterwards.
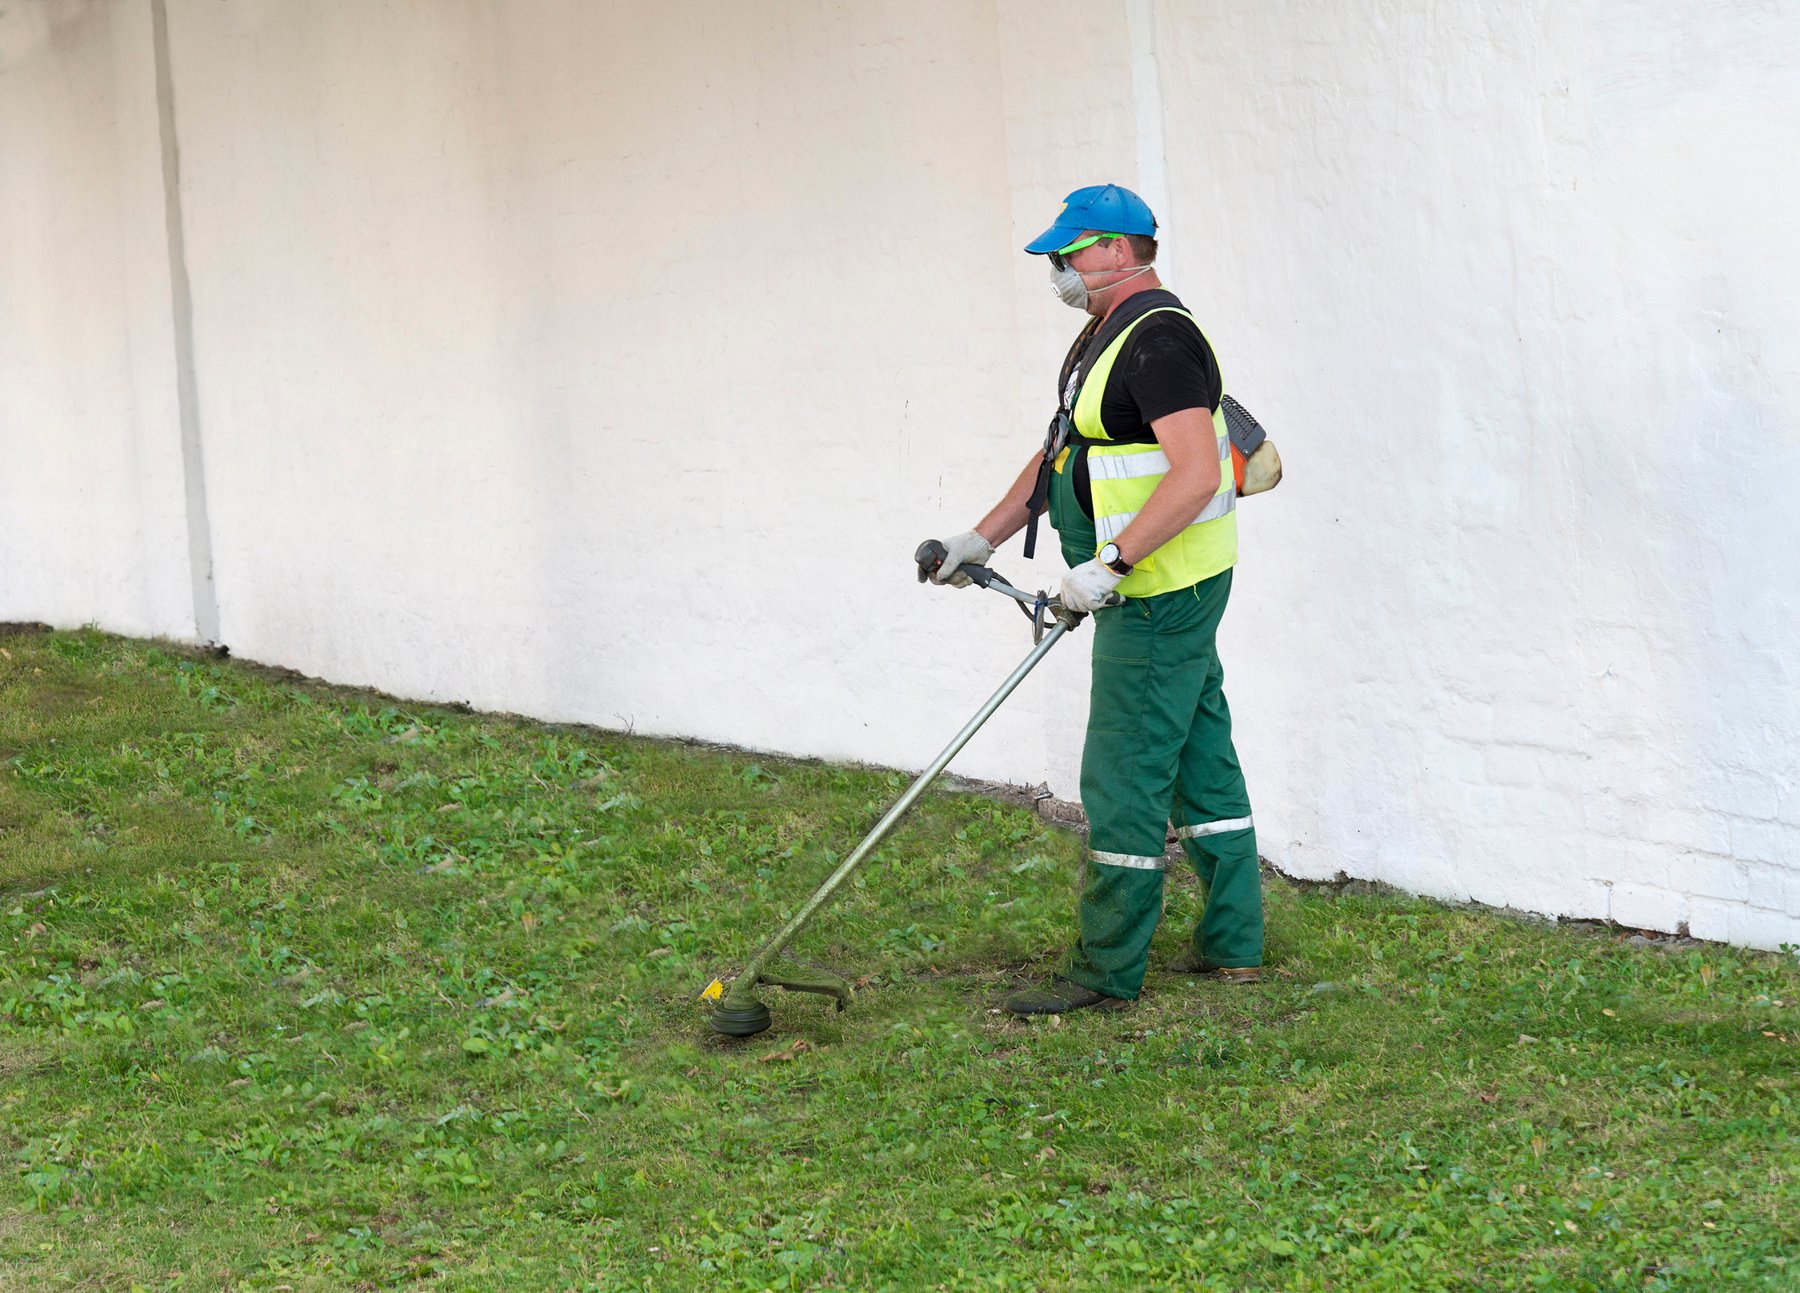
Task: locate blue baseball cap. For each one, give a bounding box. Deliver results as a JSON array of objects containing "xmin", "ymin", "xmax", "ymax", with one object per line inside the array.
[{"xmin": 1023, "ymin": 183, "xmax": 1158, "ymax": 255}]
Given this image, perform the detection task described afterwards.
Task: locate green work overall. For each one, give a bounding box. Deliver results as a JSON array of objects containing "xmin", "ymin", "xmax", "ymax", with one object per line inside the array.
[{"xmin": 1048, "ymin": 453, "xmax": 1263, "ymax": 999}]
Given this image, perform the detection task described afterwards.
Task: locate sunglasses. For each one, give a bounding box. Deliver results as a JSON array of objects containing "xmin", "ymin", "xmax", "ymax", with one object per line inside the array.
[{"xmin": 1048, "ymin": 232, "xmax": 1122, "ymax": 272}]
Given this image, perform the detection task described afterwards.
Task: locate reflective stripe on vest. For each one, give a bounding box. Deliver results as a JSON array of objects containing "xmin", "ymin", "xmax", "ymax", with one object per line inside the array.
[
  {"xmin": 1096, "ymin": 490, "xmax": 1236, "ymax": 544},
  {"xmin": 1084, "ymin": 435, "xmax": 1231, "ymax": 485},
  {"xmin": 1070, "ymin": 306, "xmax": 1237, "ymax": 597}
]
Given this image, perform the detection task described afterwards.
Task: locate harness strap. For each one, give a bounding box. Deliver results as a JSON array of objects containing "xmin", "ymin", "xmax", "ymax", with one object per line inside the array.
[
  {"xmin": 1022, "ymin": 412, "xmax": 1066, "ymax": 559},
  {"xmin": 1021, "ymin": 291, "xmax": 1188, "ymax": 556},
  {"xmin": 1067, "ymin": 427, "xmax": 1157, "ymax": 447},
  {"xmin": 1064, "ymin": 290, "xmax": 1180, "ymax": 403}
]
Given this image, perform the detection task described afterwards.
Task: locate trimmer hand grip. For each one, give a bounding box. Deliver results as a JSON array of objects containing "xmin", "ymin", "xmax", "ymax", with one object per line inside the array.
[
  {"xmin": 914, "ymin": 538, "xmax": 997, "ymax": 589},
  {"xmin": 914, "ymin": 539, "xmax": 948, "ymax": 582}
]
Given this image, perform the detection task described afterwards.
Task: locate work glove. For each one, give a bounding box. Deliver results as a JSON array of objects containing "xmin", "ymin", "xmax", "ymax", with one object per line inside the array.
[
  {"xmin": 928, "ymin": 529, "xmax": 995, "ymax": 588},
  {"xmin": 1059, "ymin": 558, "xmax": 1124, "ymax": 613}
]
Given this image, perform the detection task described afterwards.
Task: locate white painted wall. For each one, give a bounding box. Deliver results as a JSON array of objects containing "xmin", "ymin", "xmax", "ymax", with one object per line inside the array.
[
  {"xmin": 2, "ymin": 0, "xmax": 1795, "ymax": 949},
  {"xmin": 1157, "ymin": 0, "xmax": 1800, "ymax": 949}
]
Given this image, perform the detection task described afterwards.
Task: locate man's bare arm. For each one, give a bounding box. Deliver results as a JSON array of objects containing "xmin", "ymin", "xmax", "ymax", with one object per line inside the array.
[
  {"xmin": 1111, "ymin": 406, "xmax": 1222, "ymax": 565},
  {"xmin": 966, "ymin": 405, "xmax": 1222, "ymax": 564}
]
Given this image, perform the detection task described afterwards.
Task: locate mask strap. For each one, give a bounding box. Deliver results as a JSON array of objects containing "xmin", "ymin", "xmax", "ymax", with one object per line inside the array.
[{"xmin": 1085, "ymin": 263, "xmax": 1155, "ymax": 296}]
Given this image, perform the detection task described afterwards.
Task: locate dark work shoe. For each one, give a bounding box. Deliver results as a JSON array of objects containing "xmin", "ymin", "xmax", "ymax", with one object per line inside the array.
[
  {"xmin": 1003, "ymin": 975, "xmax": 1133, "ymax": 1017},
  {"xmin": 1169, "ymin": 949, "xmax": 1262, "ymax": 983}
]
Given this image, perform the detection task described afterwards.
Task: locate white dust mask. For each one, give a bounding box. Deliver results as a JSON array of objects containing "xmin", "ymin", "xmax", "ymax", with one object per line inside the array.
[{"xmin": 1049, "ymin": 261, "xmax": 1154, "ymax": 310}]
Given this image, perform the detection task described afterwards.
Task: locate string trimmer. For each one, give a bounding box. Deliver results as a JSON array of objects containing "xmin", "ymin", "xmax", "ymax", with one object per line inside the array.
[{"xmin": 703, "ymin": 539, "xmax": 1118, "ymax": 1037}]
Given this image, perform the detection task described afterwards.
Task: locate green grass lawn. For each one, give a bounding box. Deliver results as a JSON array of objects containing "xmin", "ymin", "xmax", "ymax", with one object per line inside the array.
[{"xmin": 0, "ymin": 627, "xmax": 1795, "ymax": 1291}]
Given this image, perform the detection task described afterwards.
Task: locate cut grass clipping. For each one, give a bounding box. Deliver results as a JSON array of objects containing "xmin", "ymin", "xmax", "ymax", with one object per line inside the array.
[{"xmin": 0, "ymin": 627, "xmax": 1795, "ymax": 1291}]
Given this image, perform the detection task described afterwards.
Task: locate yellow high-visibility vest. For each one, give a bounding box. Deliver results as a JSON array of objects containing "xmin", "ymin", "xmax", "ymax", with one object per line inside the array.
[{"xmin": 1063, "ymin": 306, "xmax": 1237, "ymax": 597}]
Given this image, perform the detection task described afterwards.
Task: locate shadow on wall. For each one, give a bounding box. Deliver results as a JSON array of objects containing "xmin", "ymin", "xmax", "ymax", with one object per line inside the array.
[
  {"xmin": 0, "ymin": 2, "xmax": 50, "ymax": 69},
  {"xmin": 1, "ymin": 0, "xmax": 124, "ymax": 68}
]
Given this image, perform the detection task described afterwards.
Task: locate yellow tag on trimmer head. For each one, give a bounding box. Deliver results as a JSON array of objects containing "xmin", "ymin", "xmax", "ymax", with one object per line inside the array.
[{"xmin": 699, "ymin": 978, "xmax": 725, "ymax": 1004}]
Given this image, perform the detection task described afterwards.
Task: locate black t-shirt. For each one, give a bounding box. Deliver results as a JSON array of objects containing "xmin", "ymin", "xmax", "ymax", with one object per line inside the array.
[
  {"xmin": 1099, "ymin": 311, "xmax": 1221, "ymax": 429},
  {"xmin": 1062, "ymin": 302, "xmax": 1222, "ymax": 516}
]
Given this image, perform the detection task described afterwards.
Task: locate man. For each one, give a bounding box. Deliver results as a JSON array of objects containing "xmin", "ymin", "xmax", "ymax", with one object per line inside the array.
[{"xmin": 923, "ymin": 183, "xmax": 1262, "ymax": 1016}]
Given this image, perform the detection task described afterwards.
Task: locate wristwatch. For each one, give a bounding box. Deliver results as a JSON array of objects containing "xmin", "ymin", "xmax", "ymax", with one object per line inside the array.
[{"xmin": 1098, "ymin": 542, "xmax": 1133, "ymax": 576}]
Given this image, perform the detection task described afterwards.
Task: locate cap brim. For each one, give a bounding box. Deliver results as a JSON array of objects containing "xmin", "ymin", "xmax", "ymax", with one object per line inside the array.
[{"xmin": 1023, "ymin": 222, "xmax": 1087, "ymax": 255}]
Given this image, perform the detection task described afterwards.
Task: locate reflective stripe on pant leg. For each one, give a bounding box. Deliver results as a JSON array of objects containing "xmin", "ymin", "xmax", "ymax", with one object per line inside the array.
[
  {"xmin": 1171, "ymin": 571, "xmax": 1263, "ymax": 970},
  {"xmin": 1173, "ymin": 816, "xmax": 1252, "ymax": 889},
  {"xmin": 1091, "ymin": 850, "xmax": 1165, "ymax": 870},
  {"xmin": 1065, "ymin": 592, "xmax": 1213, "ymax": 1000},
  {"xmin": 1174, "ymin": 816, "xmax": 1254, "ymax": 838}
]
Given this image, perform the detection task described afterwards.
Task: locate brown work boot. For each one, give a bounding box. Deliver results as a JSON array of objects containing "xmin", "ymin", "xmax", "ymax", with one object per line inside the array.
[
  {"xmin": 1003, "ymin": 975, "xmax": 1133, "ymax": 1017},
  {"xmin": 1169, "ymin": 949, "xmax": 1262, "ymax": 983}
]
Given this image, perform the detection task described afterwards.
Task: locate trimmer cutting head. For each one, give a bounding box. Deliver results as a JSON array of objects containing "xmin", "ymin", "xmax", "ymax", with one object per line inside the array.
[
  {"xmin": 703, "ymin": 965, "xmax": 850, "ymax": 1038},
  {"xmin": 709, "ymin": 998, "xmax": 772, "ymax": 1038}
]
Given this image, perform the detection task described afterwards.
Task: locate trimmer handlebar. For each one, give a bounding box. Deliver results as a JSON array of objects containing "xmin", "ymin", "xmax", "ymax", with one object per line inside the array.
[{"xmin": 913, "ymin": 538, "xmax": 1124, "ymax": 619}]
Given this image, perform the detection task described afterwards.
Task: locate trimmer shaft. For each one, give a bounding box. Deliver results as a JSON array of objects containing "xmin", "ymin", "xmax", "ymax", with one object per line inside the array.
[{"xmin": 701, "ymin": 543, "xmax": 1106, "ymax": 1038}]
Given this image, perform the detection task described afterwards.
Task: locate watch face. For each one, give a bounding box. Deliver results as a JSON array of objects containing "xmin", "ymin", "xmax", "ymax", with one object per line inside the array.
[{"xmin": 1099, "ymin": 543, "xmax": 1120, "ymax": 564}]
